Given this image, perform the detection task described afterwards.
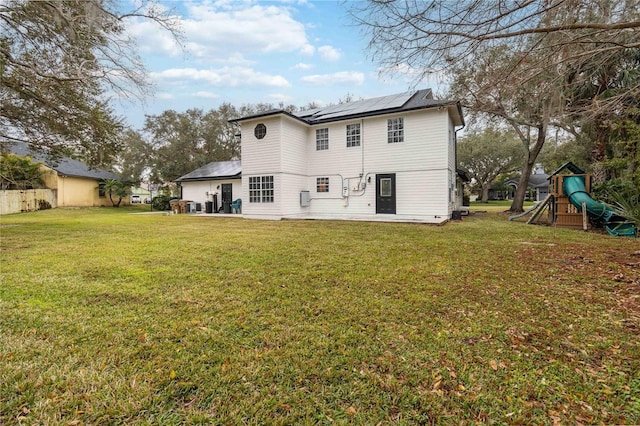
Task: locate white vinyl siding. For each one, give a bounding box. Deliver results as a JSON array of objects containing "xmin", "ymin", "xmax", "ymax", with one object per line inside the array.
[
  {"xmin": 180, "ymin": 179, "xmax": 242, "ymax": 207},
  {"xmin": 280, "ymin": 116, "xmax": 308, "ymax": 175},
  {"xmin": 240, "ymin": 117, "xmax": 281, "ymax": 174},
  {"xmin": 308, "ymin": 120, "xmax": 362, "ymax": 177},
  {"xmin": 239, "ymin": 105, "xmax": 456, "ymax": 223},
  {"xmin": 279, "ymin": 174, "xmax": 308, "ymax": 217},
  {"xmin": 395, "ymin": 171, "xmax": 449, "ymax": 218},
  {"xmin": 279, "ymin": 117, "xmax": 311, "ymax": 217},
  {"xmin": 359, "ymin": 111, "xmax": 449, "ymax": 172}
]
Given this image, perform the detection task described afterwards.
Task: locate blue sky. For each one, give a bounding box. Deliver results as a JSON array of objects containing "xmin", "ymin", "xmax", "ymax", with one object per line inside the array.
[{"xmin": 117, "ymin": 0, "xmax": 446, "ymax": 129}]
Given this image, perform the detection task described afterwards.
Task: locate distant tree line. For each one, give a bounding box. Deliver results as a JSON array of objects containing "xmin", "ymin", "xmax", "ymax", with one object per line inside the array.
[{"xmin": 115, "ymin": 102, "xmax": 297, "ymax": 187}]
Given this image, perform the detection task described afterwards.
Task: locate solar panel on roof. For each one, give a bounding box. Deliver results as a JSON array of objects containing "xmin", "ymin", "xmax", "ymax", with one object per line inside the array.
[{"xmin": 297, "ymin": 91, "xmax": 415, "ymax": 122}]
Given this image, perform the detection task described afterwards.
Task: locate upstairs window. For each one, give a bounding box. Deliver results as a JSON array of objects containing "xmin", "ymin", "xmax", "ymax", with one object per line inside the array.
[
  {"xmin": 316, "ymin": 128, "xmax": 329, "ymax": 150},
  {"xmin": 346, "ymin": 123, "xmax": 360, "ymax": 147},
  {"xmin": 316, "ymin": 177, "xmax": 329, "ymax": 193},
  {"xmin": 388, "ymin": 117, "xmax": 404, "ymax": 143}
]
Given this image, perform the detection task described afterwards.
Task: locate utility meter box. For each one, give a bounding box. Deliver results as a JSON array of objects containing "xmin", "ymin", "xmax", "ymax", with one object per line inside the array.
[{"xmin": 300, "ymin": 190, "xmax": 311, "ymax": 207}]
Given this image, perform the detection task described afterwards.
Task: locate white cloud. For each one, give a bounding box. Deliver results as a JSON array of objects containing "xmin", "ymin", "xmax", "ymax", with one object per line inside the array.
[
  {"xmin": 267, "ymin": 93, "xmax": 293, "ymax": 104},
  {"xmin": 128, "ymin": 2, "xmax": 315, "ymax": 60},
  {"xmin": 222, "ymin": 53, "xmax": 256, "ymax": 66},
  {"xmin": 301, "ymin": 71, "xmax": 365, "ymax": 86},
  {"xmin": 318, "ymin": 45, "xmax": 341, "ymax": 62},
  {"xmin": 293, "ymin": 63, "xmax": 314, "ymax": 71},
  {"xmin": 278, "ymin": 0, "xmax": 310, "ymax": 5},
  {"xmin": 193, "ymin": 91, "xmax": 221, "ymax": 99},
  {"xmin": 151, "ymin": 67, "xmax": 290, "ymax": 88},
  {"xmin": 300, "ymin": 44, "xmax": 315, "ymax": 56},
  {"xmin": 156, "ymin": 92, "xmax": 174, "ymax": 100},
  {"xmin": 126, "ymin": 18, "xmax": 182, "ymax": 57}
]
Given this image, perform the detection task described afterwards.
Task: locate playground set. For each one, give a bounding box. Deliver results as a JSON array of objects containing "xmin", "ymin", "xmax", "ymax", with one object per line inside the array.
[{"xmin": 510, "ymin": 162, "xmax": 637, "ymax": 237}]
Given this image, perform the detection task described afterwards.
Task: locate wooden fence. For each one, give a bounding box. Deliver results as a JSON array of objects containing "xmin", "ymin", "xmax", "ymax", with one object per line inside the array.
[{"xmin": 0, "ymin": 189, "xmax": 57, "ymax": 215}]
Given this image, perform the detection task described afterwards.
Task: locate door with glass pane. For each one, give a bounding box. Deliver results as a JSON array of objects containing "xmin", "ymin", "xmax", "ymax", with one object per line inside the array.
[{"xmin": 376, "ymin": 174, "xmax": 396, "ymax": 214}]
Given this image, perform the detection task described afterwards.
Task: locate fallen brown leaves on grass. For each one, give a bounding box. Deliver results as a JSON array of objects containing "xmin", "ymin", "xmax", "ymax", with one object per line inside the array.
[{"xmin": 0, "ymin": 208, "xmax": 639, "ymax": 424}]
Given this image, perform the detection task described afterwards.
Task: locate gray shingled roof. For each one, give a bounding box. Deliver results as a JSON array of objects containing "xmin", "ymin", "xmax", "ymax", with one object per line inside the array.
[
  {"xmin": 528, "ymin": 173, "xmax": 551, "ymax": 188},
  {"xmin": 504, "ymin": 171, "xmax": 551, "ymax": 189},
  {"xmin": 175, "ymin": 160, "xmax": 241, "ymax": 182},
  {"xmin": 2, "ymin": 141, "xmax": 117, "ymax": 180},
  {"xmin": 549, "ymin": 161, "xmax": 585, "ymax": 177},
  {"xmin": 230, "ymin": 89, "xmax": 464, "ymax": 126}
]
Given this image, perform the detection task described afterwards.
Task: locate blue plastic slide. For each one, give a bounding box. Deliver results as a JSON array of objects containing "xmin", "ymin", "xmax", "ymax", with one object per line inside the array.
[{"xmin": 562, "ymin": 175, "xmax": 637, "ymax": 237}]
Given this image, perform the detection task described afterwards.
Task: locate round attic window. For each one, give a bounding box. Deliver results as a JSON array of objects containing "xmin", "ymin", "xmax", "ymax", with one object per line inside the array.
[{"xmin": 254, "ymin": 123, "xmax": 267, "ymax": 139}]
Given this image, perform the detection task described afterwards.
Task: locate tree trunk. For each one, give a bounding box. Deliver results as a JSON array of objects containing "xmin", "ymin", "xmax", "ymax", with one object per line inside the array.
[
  {"xmin": 591, "ymin": 162, "xmax": 607, "ymax": 185},
  {"xmin": 510, "ymin": 160, "xmax": 535, "ymax": 212},
  {"xmin": 481, "ymin": 184, "xmax": 490, "ymax": 203},
  {"xmin": 590, "ymin": 119, "xmax": 610, "ymax": 184},
  {"xmin": 509, "ymin": 123, "xmax": 548, "ymax": 212}
]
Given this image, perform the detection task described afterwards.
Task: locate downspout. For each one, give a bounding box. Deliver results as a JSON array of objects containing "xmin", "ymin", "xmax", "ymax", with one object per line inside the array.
[
  {"xmin": 454, "ymin": 102, "xmax": 465, "ymax": 170},
  {"xmin": 454, "ymin": 102, "xmax": 466, "ymax": 212},
  {"xmin": 361, "ymin": 119, "xmax": 365, "ymax": 179}
]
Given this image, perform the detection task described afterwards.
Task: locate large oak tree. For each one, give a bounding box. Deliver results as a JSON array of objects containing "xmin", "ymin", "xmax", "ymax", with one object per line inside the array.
[
  {"xmin": 458, "ymin": 128, "xmax": 523, "ymax": 203},
  {"xmin": 1, "ymin": 0, "xmax": 180, "ymax": 166}
]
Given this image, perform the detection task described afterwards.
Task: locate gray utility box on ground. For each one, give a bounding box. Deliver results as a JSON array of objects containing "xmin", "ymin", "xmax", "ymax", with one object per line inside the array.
[{"xmin": 300, "ymin": 191, "xmax": 310, "ymax": 207}]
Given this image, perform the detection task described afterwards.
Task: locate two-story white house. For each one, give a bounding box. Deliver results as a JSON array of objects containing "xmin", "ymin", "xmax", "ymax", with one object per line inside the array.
[{"xmin": 228, "ymin": 89, "xmax": 464, "ymax": 223}]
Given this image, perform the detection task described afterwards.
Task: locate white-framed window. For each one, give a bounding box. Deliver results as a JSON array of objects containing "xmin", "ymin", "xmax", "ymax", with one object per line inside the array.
[
  {"xmin": 249, "ymin": 176, "xmax": 274, "ymax": 203},
  {"xmin": 316, "ymin": 128, "xmax": 329, "ymax": 150},
  {"xmin": 388, "ymin": 117, "xmax": 404, "ymax": 143},
  {"xmin": 316, "ymin": 177, "xmax": 329, "ymax": 193},
  {"xmin": 346, "ymin": 123, "xmax": 360, "ymax": 147}
]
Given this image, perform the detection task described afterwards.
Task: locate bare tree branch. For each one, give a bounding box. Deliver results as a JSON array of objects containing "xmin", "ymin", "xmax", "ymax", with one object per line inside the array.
[{"xmin": 1, "ymin": 0, "xmax": 182, "ymax": 166}]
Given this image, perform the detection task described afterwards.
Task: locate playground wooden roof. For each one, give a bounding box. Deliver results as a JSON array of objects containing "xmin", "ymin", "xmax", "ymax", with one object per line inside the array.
[{"xmin": 549, "ymin": 161, "xmax": 585, "ymax": 177}]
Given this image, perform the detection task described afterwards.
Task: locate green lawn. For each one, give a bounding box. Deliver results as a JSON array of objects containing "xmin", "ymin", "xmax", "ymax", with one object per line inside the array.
[{"xmin": 1, "ymin": 207, "xmax": 639, "ymax": 424}]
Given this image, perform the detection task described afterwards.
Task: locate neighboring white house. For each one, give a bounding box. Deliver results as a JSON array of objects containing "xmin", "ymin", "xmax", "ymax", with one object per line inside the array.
[
  {"xmin": 175, "ymin": 160, "xmax": 241, "ymax": 212},
  {"xmin": 229, "ymin": 89, "xmax": 465, "ymax": 223}
]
